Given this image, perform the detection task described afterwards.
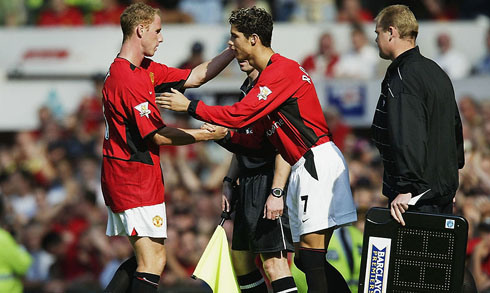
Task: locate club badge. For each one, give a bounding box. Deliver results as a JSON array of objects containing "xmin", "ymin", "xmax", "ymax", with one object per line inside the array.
[{"xmin": 152, "ymin": 215, "xmax": 163, "ymax": 227}]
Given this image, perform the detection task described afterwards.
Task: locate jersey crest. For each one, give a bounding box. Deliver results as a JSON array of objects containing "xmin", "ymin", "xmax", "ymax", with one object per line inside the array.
[
  {"xmin": 152, "ymin": 215, "xmax": 163, "ymax": 227},
  {"xmin": 135, "ymin": 102, "xmax": 151, "ymax": 118},
  {"xmin": 149, "ymin": 72, "xmax": 155, "ymax": 84}
]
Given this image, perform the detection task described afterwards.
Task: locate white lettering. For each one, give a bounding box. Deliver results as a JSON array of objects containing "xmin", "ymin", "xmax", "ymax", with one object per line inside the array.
[
  {"xmin": 302, "ymin": 75, "xmax": 311, "ymax": 84},
  {"xmin": 266, "ymin": 119, "xmax": 285, "ymax": 136}
]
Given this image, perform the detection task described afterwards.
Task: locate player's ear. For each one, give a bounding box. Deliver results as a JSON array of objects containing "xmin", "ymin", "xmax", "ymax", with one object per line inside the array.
[
  {"xmin": 250, "ymin": 34, "xmax": 258, "ymax": 46},
  {"xmin": 388, "ymin": 26, "xmax": 395, "ymax": 40},
  {"xmin": 136, "ymin": 24, "xmax": 144, "ymax": 38}
]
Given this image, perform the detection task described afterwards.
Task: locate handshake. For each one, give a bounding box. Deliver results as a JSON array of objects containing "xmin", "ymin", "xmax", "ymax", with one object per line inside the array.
[{"xmin": 201, "ymin": 122, "xmax": 228, "ymax": 140}]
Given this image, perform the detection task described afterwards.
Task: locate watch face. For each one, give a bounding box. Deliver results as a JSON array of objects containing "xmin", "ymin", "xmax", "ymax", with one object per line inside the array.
[{"xmin": 272, "ymin": 188, "xmax": 283, "ymax": 197}]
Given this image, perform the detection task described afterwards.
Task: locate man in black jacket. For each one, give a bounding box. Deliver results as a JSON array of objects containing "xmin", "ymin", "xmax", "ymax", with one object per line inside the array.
[{"xmin": 372, "ymin": 4, "xmax": 465, "ymax": 226}]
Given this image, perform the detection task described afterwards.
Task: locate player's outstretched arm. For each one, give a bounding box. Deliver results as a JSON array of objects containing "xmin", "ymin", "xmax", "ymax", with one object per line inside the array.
[
  {"xmin": 156, "ymin": 88, "xmax": 190, "ymax": 112},
  {"xmin": 151, "ymin": 125, "xmax": 227, "ymax": 146},
  {"xmin": 184, "ymin": 48, "xmax": 234, "ymax": 88}
]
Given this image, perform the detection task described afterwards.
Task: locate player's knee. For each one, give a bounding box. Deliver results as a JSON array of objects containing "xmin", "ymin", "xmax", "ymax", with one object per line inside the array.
[
  {"xmin": 262, "ymin": 256, "xmax": 289, "ymax": 279},
  {"xmin": 262, "ymin": 258, "xmax": 278, "ymax": 277},
  {"xmin": 135, "ymin": 243, "xmax": 166, "ymax": 274}
]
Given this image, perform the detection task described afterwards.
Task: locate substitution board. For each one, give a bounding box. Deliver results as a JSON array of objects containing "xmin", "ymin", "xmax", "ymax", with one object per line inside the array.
[{"xmin": 358, "ymin": 207, "xmax": 468, "ymax": 292}]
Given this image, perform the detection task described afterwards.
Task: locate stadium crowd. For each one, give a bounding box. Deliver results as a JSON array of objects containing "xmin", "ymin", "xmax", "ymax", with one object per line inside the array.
[
  {"xmin": 0, "ymin": 74, "xmax": 489, "ymax": 292},
  {"xmin": 0, "ymin": 0, "xmax": 489, "ymax": 292},
  {"xmin": 1, "ymin": 0, "xmax": 490, "ymax": 27}
]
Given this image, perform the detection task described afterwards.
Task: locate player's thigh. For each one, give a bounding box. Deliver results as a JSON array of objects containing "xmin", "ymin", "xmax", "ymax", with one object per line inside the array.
[
  {"xmin": 129, "ymin": 236, "xmax": 166, "ymax": 274},
  {"xmin": 299, "ymin": 228, "xmax": 334, "ymax": 250},
  {"xmin": 231, "ymin": 249, "xmax": 258, "ymax": 276}
]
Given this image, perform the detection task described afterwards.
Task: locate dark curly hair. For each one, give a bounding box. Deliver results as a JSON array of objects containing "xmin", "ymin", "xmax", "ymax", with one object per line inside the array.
[{"xmin": 229, "ymin": 6, "xmax": 273, "ymax": 47}]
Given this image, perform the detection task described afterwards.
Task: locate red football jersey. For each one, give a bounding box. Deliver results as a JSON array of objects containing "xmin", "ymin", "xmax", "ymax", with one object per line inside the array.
[
  {"xmin": 190, "ymin": 53, "xmax": 331, "ymax": 165},
  {"xmin": 101, "ymin": 57, "xmax": 190, "ymax": 212}
]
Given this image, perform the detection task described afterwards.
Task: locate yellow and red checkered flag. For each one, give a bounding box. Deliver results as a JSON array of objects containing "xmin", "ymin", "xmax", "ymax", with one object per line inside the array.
[{"xmin": 192, "ymin": 213, "xmax": 239, "ymax": 293}]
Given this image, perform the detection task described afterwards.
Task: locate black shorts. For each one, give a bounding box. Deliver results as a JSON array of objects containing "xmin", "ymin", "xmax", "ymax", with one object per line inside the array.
[{"xmin": 231, "ymin": 170, "xmax": 294, "ymax": 254}]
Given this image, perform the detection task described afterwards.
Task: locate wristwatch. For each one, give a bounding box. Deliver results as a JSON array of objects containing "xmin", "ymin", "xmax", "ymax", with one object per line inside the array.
[
  {"xmin": 271, "ymin": 188, "xmax": 284, "ymax": 198},
  {"xmin": 223, "ymin": 176, "xmax": 234, "ymax": 183}
]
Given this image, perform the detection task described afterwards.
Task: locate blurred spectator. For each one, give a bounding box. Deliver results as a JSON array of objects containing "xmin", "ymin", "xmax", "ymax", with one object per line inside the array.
[
  {"xmin": 459, "ymin": 95, "xmax": 483, "ymax": 128},
  {"xmin": 0, "ymin": 197, "xmax": 32, "ymax": 293},
  {"xmin": 291, "ymin": 0, "xmax": 337, "ymax": 22},
  {"xmin": 433, "ymin": 32, "xmax": 471, "ymax": 80},
  {"xmin": 6, "ymin": 171, "xmax": 38, "ymax": 225},
  {"xmin": 475, "ymin": 28, "xmax": 490, "ymax": 75},
  {"xmin": 179, "ymin": 0, "xmax": 223, "ymax": 24},
  {"xmin": 179, "ymin": 41, "xmax": 205, "ymax": 70},
  {"xmin": 223, "ymin": 0, "xmax": 271, "ymax": 22},
  {"xmin": 160, "ymin": 0, "xmax": 194, "ymax": 23},
  {"xmin": 275, "ymin": 0, "xmax": 296, "ymax": 22},
  {"xmin": 422, "ymin": 0, "xmax": 457, "ymax": 21},
  {"xmin": 0, "ymin": 0, "xmax": 27, "ymax": 26},
  {"xmin": 324, "ymin": 107, "xmax": 352, "ymax": 151},
  {"xmin": 335, "ymin": 23, "xmax": 378, "ymax": 79},
  {"xmin": 469, "ymin": 217, "xmax": 490, "ymax": 291},
  {"xmin": 99, "ymin": 237, "xmax": 132, "ymax": 288},
  {"xmin": 326, "ymin": 225, "xmax": 363, "ymax": 292},
  {"xmin": 24, "ymin": 222, "xmax": 54, "ymax": 292},
  {"xmin": 37, "ymin": 0, "xmax": 85, "ymax": 26},
  {"xmin": 90, "ymin": 0, "xmax": 126, "ymax": 25},
  {"xmin": 301, "ymin": 32, "xmax": 340, "ymax": 78},
  {"xmin": 336, "ymin": 0, "xmax": 373, "ymax": 23},
  {"xmin": 77, "ymin": 73, "xmax": 104, "ymax": 136}
]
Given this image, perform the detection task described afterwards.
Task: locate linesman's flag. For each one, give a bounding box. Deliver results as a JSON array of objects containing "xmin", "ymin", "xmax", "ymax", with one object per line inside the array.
[{"xmin": 192, "ymin": 215, "xmax": 239, "ymax": 293}]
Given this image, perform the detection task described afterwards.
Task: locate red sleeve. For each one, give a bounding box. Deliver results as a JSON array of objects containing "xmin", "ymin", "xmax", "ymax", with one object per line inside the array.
[
  {"xmin": 193, "ymin": 66, "xmax": 299, "ymax": 128},
  {"xmin": 124, "ymin": 82, "xmax": 165, "ymax": 139},
  {"xmin": 230, "ymin": 121, "xmax": 266, "ymax": 150},
  {"xmin": 216, "ymin": 120, "xmax": 276, "ymax": 157},
  {"xmin": 146, "ymin": 60, "xmax": 191, "ymax": 93}
]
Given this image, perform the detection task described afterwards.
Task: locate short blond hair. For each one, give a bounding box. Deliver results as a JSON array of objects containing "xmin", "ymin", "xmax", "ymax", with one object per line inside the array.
[
  {"xmin": 120, "ymin": 3, "xmax": 160, "ymax": 42},
  {"xmin": 375, "ymin": 5, "xmax": 418, "ymax": 40}
]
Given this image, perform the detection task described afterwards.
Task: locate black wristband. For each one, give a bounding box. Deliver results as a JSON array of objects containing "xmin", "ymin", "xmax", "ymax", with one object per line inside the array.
[
  {"xmin": 188, "ymin": 100, "xmax": 199, "ymax": 118},
  {"xmin": 223, "ymin": 176, "xmax": 234, "ymax": 183}
]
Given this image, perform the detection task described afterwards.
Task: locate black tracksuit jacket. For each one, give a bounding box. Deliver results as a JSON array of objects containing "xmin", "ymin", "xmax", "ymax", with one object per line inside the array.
[{"xmin": 372, "ymin": 46, "xmax": 465, "ymax": 205}]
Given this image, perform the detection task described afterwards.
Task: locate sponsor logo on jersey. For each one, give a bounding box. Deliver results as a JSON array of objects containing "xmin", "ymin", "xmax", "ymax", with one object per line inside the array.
[
  {"xmin": 266, "ymin": 119, "xmax": 285, "ymax": 137},
  {"xmin": 364, "ymin": 237, "xmax": 391, "ymax": 293},
  {"xmin": 257, "ymin": 86, "xmax": 272, "ymax": 101},
  {"xmin": 135, "ymin": 102, "xmax": 151, "ymax": 118},
  {"xmin": 152, "ymin": 215, "xmax": 163, "ymax": 227}
]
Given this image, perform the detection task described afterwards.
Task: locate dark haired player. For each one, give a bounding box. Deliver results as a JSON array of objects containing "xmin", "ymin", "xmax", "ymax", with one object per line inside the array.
[{"xmin": 157, "ymin": 6, "xmax": 357, "ymax": 292}]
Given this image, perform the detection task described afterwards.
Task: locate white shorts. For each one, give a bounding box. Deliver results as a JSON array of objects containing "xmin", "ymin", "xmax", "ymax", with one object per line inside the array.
[
  {"xmin": 106, "ymin": 202, "xmax": 167, "ymax": 238},
  {"xmin": 286, "ymin": 142, "xmax": 357, "ymax": 242}
]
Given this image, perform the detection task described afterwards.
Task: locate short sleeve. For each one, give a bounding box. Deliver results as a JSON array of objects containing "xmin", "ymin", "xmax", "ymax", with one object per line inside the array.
[{"xmin": 146, "ymin": 60, "xmax": 191, "ymax": 93}]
